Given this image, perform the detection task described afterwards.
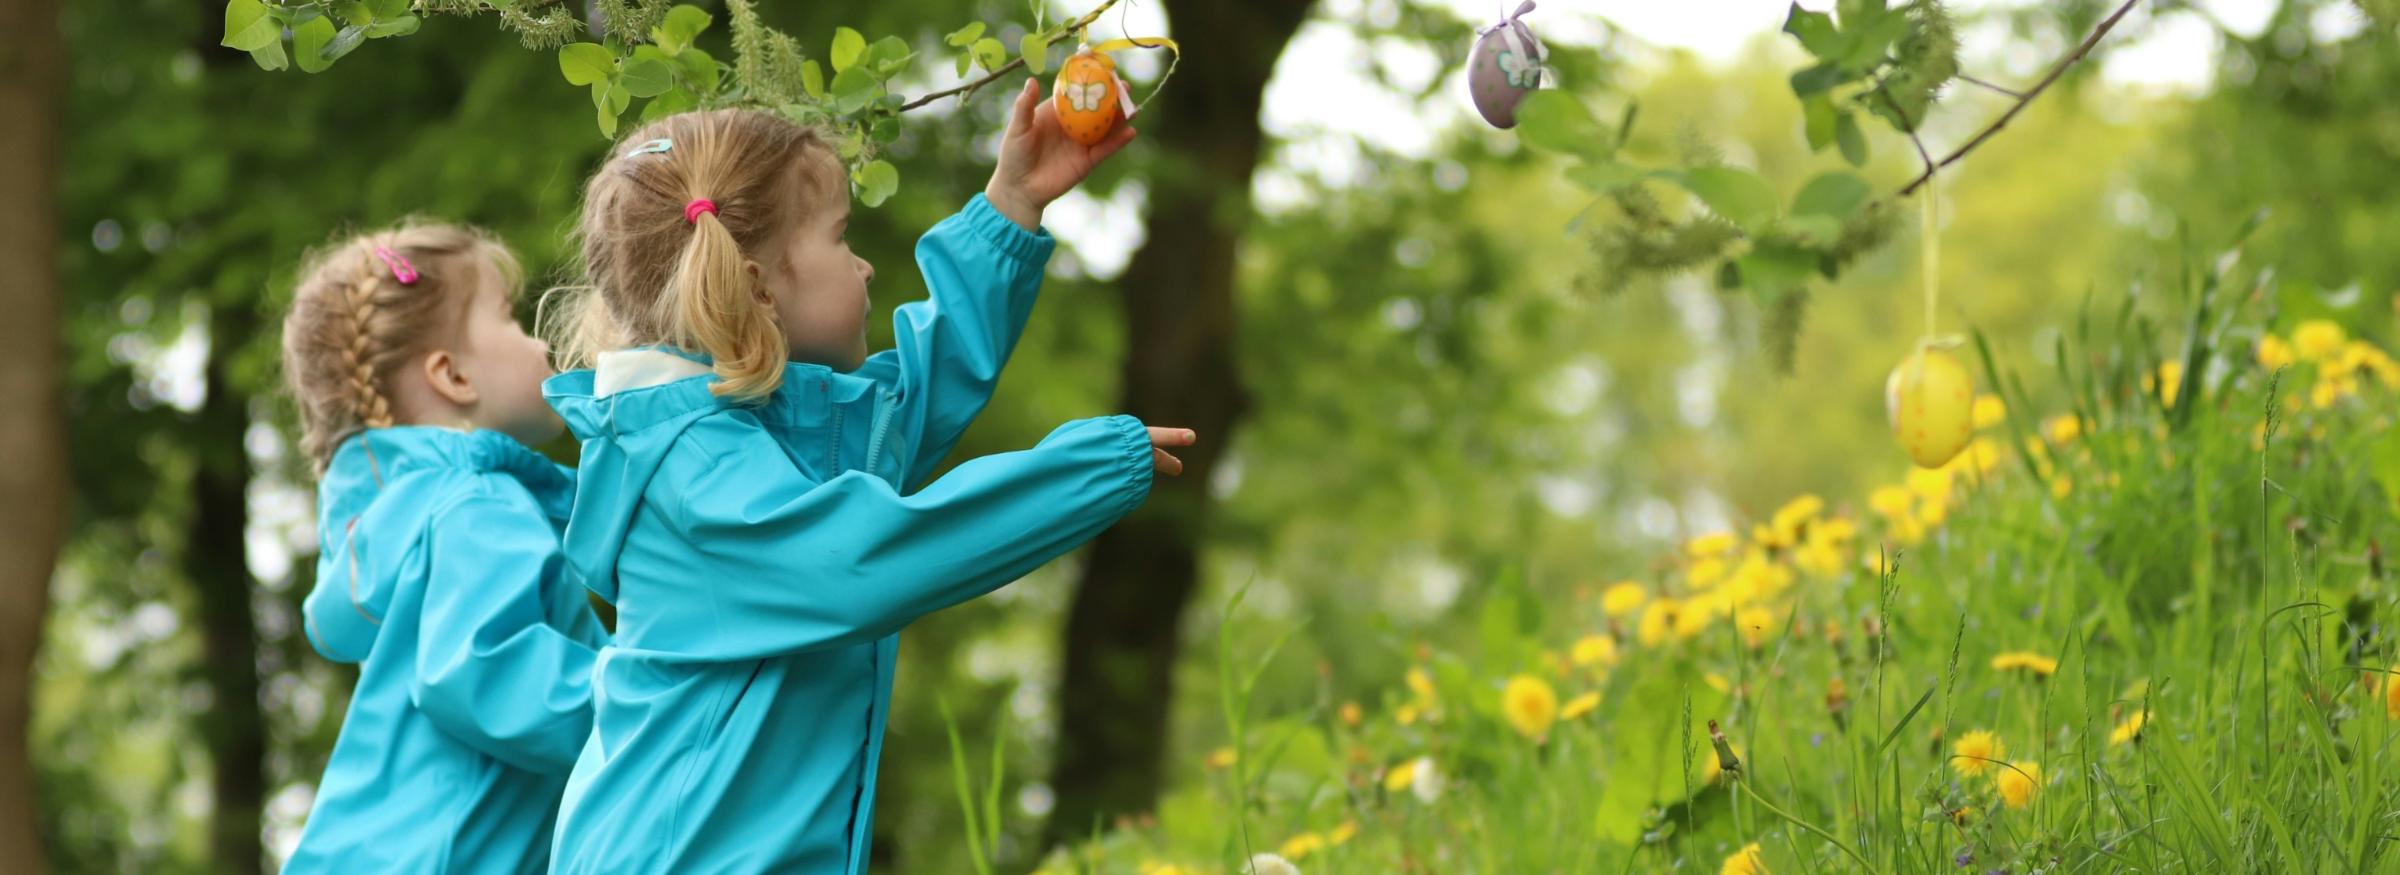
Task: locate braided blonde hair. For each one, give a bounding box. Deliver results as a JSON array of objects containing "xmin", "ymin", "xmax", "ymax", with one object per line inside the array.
[
  {"xmin": 544, "ymin": 109, "xmax": 842, "ymax": 401},
  {"xmin": 281, "ymin": 222, "xmax": 522, "ymax": 472}
]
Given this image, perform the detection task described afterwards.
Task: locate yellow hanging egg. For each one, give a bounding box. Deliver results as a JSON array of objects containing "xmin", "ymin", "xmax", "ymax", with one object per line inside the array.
[
  {"xmin": 1052, "ymin": 48, "xmax": 1122, "ymax": 147},
  {"xmin": 1886, "ymin": 345, "xmax": 1975, "ymax": 469}
]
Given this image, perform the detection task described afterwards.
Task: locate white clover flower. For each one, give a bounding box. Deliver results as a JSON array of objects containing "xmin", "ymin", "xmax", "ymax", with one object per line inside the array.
[
  {"xmin": 1245, "ymin": 852, "xmax": 1301, "ymax": 875},
  {"xmin": 1409, "ymin": 755, "xmax": 1444, "ymax": 803}
]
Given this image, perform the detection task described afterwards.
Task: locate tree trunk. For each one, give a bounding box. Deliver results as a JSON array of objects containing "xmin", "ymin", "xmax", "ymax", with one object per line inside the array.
[
  {"xmin": 1045, "ymin": 0, "xmax": 1314, "ymax": 844},
  {"xmin": 0, "ymin": 0, "xmax": 67, "ymax": 868},
  {"xmin": 188, "ymin": 312, "xmax": 263, "ymax": 875}
]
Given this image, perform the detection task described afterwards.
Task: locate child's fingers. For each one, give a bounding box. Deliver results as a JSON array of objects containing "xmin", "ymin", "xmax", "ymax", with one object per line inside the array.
[
  {"xmin": 1152, "ymin": 447, "xmax": 1184, "ymax": 476},
  {"xmin": 1011, "ymin": 76, "xmax": 1040, "ymax": 133},
  {"xmin": 1088, "ymin": 123, "xmax": 1138, "ymax": 163},
  {"xmin": 1146, "ymin": 426, "xmax": 1196, "ymax": 448}
]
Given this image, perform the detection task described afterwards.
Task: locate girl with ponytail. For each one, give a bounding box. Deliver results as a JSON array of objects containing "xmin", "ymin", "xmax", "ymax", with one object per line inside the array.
[{"xmin": 540, "ymin": 81, "xmax": 1188, "ymax": 873}]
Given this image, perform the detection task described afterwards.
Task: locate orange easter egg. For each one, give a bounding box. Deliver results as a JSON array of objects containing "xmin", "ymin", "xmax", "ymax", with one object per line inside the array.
[
  {"xmin": 1885, "ymin": 345, "xmax": 1975, "ymax": 469},
  {"xmin": 1053, "ymin": 48, "xmax": 1122, "ymax": 147}
]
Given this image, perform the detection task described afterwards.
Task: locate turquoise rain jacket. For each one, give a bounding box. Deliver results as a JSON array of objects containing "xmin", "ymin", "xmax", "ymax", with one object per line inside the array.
[
  {"xmin": 287, "ymin": 426, "xmax": 609, "ymax": 875},
  {"xmin": 542, "ymin": 195, "xmax": 1155, "ymax": 874}
]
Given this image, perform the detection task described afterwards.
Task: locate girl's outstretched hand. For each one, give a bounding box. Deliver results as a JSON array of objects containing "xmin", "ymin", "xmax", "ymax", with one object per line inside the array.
[
  {"xmin": 1148, "ymin": 427, "xmax": 1195, "ymax": 477},
  {"xmin": 985, "ymin": 76, "xmax": 1138, "ymax": 232}
]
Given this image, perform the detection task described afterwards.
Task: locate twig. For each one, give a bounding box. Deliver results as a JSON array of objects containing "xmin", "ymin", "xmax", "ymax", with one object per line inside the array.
[
  {"xmin": 1872, "ymin": 83, "xmax": 1938, "ymax": 181},
  {"xmin": 1957, "ymin": 72, "xmax": 2025, "ymax": 98},
  {"xmin": 1895, "ymin": 0, "xmax": 2141, "ymax": 197},
  {"xmin": 895, "ymin": 0, "xmax": 1123, "ymax": 112}
]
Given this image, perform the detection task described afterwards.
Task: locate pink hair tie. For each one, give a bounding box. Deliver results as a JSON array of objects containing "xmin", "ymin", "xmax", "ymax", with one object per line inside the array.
[
  {"xmin": 684, "ymin": 198, "xmax": 718, "ymax": 225},
  {"xmin": 372, "ymin": 246, "xmax": 419, "ymax": 285}
]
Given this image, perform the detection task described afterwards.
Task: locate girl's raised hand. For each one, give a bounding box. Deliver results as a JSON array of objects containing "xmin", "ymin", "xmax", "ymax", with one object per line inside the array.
[
  {"xmin": 1148, "ymin": 427, "xmax": 1195, "ymax": 477},
  {"xmin": 984, "ymin": 76, "xmax": 1138, "ymax": 232}
]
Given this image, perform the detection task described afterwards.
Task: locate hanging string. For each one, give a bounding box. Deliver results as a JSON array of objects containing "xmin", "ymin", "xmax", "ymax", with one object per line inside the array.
[{"xmin": 1921, "ymin": 169, "xmax": 1939, "ymax": 340}]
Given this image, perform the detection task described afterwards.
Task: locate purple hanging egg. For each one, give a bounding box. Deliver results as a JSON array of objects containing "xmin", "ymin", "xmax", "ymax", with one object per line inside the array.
[{"xmin": 1468, "ymin": 1, "xmax": 1546, "ymax": 129}]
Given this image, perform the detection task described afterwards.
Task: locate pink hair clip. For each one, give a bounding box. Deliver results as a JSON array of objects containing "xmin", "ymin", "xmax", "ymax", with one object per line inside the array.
[{"xmin": 372, "ymin": 246, "xmax": 419, "ymax": 285}]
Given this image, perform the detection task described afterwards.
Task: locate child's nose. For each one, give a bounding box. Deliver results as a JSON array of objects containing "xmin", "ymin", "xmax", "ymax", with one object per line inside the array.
[{"xmin": 857, "ymin": 255, "xmax": 875, "ymax": 285}]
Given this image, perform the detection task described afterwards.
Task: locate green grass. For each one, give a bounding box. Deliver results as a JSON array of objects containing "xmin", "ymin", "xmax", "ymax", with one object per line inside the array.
[{"xmin": 991, "ymin": 296, "xmax": 2400, "ymax": 873}]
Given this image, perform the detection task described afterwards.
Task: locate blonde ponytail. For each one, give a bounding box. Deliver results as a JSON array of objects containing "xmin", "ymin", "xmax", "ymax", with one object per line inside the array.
[{"xmin": 552, "ymin": 109, "xmax": 842, "ymax": 402}]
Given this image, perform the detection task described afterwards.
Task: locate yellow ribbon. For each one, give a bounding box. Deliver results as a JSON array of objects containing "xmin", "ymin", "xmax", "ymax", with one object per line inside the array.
[{"xmin": 1083, "ymin": 36, "xmax": 1181, "ymax": 113}]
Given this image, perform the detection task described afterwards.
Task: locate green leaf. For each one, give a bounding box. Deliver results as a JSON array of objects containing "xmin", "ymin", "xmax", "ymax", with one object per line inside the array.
[
  {"xmin": 1020, "ymin": 34, "xmax": 1050, "ymax": 74},
  {"xmin": 870, "ymin": 36, "xmax": 917, "ymax": 77},
  {"xmin": 1513, "ymin": 90, "xmax": 1606, "ymax": 155},
  {"xmin": 641, "ymin": 86, "xmax": 698, "ymax": 122},
  {"xmin": 292, "ymin": 16, "xmax": 338, "ymax": 73},
  {"xmin": 831, "ymin": 27, "xmax": 866, "ymax": 72},
  {"xmin": 1835, "ymin": 112, "xmax": 1869, "ymax": 166},
  {"xmin": 366, "ymin": 0, "xmax": 408, "ymax": 18},
  {"xmin": 1564, "ymin": 160, "xmax": 1643, "ymax": 193},
  {"xmin": 1593, "ymin": 664, "xmax": 1727, "ymax": 842},
  {"xmin": 560, "ymin": 43, "xmax": 616, "ymax": 87},
  {"xmin": 956, "ymin": 53, "xmax": 972, "ymax": 79},
  {"xmin": 1739, "ymin": 240, "xmax": 1820, "ymax": 294},
  {"xmin": 1789, "ymin": 61, "xmax": 1847, "ymax": 97},
  {"xmin": 802, "ymin": 59, "xmax": 826, "ymax": 100},
  {"xmin": 1793, "ymin": 171, "xmax": 1872, "ymax": 220},
  {"xmin": 871, "ymin": 117, "xmax": 900, "ymax": 144},
  {"xmin": 335, "ymin": 2, "xmax": 371, "ymax": 25},
  {"xmin": 2374, "ymin": 428, "xmax": 2400, "ymax": 516},
  {"xmin": 222, "ymin": 0, "xmax": 281, "ymax": 52},
  {"xmin": 1802, "ymin": 94, "xmax": 1837, "ymax": 151},
  {"xmin": 1678, "ymin": 166, "xmax": 1779, "ymax": 232},
  {"xmin": 944, "ymin": 21, "xmax": 986, "ymax": 48},
  {"xmin": 247, "ymin": 39, "xmax": 288, "ymax": 71},
  {"xmin": 594, "ymin": 82, "xmax": 631, "ymax": 137},
  {"xmin": 364, "ymin": 15, "xmax": 419, "ymax": 37},
  {"xmin": 678, "ymin": 47, "xmax": 719, "ymax": 92},
  {"xmin": 855, "ymin": 159, "xmax": 900, "ymax": 207},
  {"xmin": 830, "ymin": 65, "xmax": 881, "ymax": 113},
  {"xmin": 1781, "ymin": 3, "xmax": 1845, "ymax": 58},
  {"xmin": 321, "ymin": 24, "xmax": 368, "ymax": 64},
  {"xmin": 1842, "ymin": 11, "xmax": 1913, "ymax": 70},
  {"xmin": 653, "ymin": 5, "xmax": 711, "ymax": 55},
  {"xmin": 621, "ymin": 57, "xmax": 675, "ymax": 98},
  {"xmin": 1781, "ymin": 215, "xmax": 1843, "ymax": 243},
  {"xmin": 970, "ymin": 37, "xmax": 1007, "ymax": 74}
]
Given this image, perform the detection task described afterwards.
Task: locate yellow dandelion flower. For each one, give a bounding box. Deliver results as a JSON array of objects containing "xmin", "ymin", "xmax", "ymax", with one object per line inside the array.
[
  {"xmin": 2294, "ymin": 319, "xmax": 2346, "ymax": 361},
  {"xmin": 1137, "ymin": 862, "xmax": 1186, "ymax": 875},
  {"xmin": 1638, "ymin": 599, "xmax": 1680, "ymax": 646},
  {"xmin": 2150, "ymin": 360, "xmax": 2183, "ymax": 408},
  {"xmin": 1278, "ymin": 832, "xmax": 1325, "ymax": 861},
  {"xmin": 1561, "ymin": 691, "xmax": 1601, "ymax": 721},
  {"xmin": 1794, "ymin": 539, "xmax": 1844, "ymax": 578},
  {"xmin": 1961, "ymin": 437, "xmax": 2004, "ymax": 475},
  {"xmin": 1951, "ymin": 729, "xmax": 2004, "ymax": 777},
  {"xmin": 1736, "ymin": 606, "xmax": 1776, "ymax": 648},
  {"xmin": 1571, "ymin": 634, "xmax": 1619, "ymax": 668},
  {"xmin": 1329, "ymin": 820, "xmax": 1358, "ymax": 845},
  {"xmin": 1382, "ymin": 758, "xmax": 1417, "ymax": 793},
  {"xmin": 1994, "ymin": 761, "xmax": 2041, "ymax": 809},
  {"xmin": 1816, "ymin": 517, "xmax": 1858, "ymax": 543},
  {"xmin": 1207, "ymin": 747, "xmax": 1237, "ymax": 770},
  {"xmin": 1395, "ymin": 704, "xmax": 1419, "ymax": 726},
  {"xmin": 1688, "ymin": 557, "xmax": 1729, "ymax": 590},
  {"xmin": 2259, "ymin": 333, "xmax": 2295, "ymax": 370},
  {"xmin": 1907, "ymin": 466, "xmax": 1954, "ymax": 503},
  {"xmin": 2051, "ymin": 476, "xmax": 2074, "ymax": 500},
  {"xmin": 2109, "ymin": 709, "xmax": 2148, "ymax": 746},
  {"xmin": 1870, "ymin": 486, "xmax": 1913, "ymax": 519},
  {"xmin": 1405, "ymin": 667, "xmax": 1437, "ymax": 704},
  {"xmin": 1687, "ymin": 531, "xmax": 1739, "ymax": 558},
  {"xmin": 1950, "ymin": 805, "xmax": 1974, "ymax": 826},
  {"xmin": 1502, "ymin": 674, "xmax": 1559, "ymax": 740},
  {"xmin": 1917, "ymin": 498, "xmax": 1949, "ymax": 527},
  {"xmin": 2385, "ymin": 668, "xmax": 2399, "ymax": 719},
  {"xmin": 1674, "ymin": 599, "xmax": 1718, "ymax": 640},
  {"xmin": 1990, "ymin": 651, "xmax": 2059, "ymax": 677},
  {"xmin": 2312, "ymin": 377, "xmax": 2344, "ymax": 410},
  {"xmin": 1601, "ymin": 582, "xmax": 1648, "ymax": 618},
  {"xmin": 1972, "ymin": 393, "xmax": 2006, "ymax": 429},
  {"xmin": 2045, "ymin": 414, "xmax": 2082, "ymax": 445},
  {"xmin": 1338, "ymin": 701, "xmax": 1362, "ymax": 727},
  {"xmin": 1721, "ymin": 841, "xmax": 1768, "ymax": 875},
  {"xmin": 1704, "ymin": 672, "xmax": 1731, "ymax": 694}
]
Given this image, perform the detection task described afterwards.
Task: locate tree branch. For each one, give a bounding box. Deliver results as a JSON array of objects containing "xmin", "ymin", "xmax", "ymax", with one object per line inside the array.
[
  {"xmin": 895, "ymin": 0, "xmax": 1124, "ymax": 113},
  {"xmin": 1895, "ymin": 0, "xmax": 2141, "ymax": 197},
  {"xmin": 1956, "ymin": 73, "xmax": 2024, "ymax": 99}
]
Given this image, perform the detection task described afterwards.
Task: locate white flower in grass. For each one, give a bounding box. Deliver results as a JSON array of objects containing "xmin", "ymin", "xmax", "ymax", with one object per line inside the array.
[
  {"xmin": 1410, "ymin": 755, "xmax": 1444, "ymax": 803},
  {"xmin": 1245, "ymin": 853, "xmax": 1301, "ymax": 875}
]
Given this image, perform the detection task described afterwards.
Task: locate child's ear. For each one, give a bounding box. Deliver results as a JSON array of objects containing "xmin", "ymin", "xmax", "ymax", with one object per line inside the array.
[
  {"xmin": 421, "ymin": 349, "xmax": 480, "ymax": 408},
  {"xmin": 744, "ymin": 260, "xmax": 771, "ymax": 307}
]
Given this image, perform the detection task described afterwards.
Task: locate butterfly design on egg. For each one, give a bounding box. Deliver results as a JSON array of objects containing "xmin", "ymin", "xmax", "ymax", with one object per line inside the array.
[{"xmin": 1060, "ymin": 81, "xmax": 1111, "ymax": 113}]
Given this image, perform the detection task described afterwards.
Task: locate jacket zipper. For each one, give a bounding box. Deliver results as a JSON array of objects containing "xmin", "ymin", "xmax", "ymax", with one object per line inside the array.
[{"xmin": 861, "ymin": 389, "xmax": 896, "ymax": 480}]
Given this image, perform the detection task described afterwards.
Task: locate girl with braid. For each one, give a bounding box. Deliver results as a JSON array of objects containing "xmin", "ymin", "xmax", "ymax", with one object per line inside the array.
[{"xmin": 278, "ymin": 223, "xmax": 607, "ymax": 874}]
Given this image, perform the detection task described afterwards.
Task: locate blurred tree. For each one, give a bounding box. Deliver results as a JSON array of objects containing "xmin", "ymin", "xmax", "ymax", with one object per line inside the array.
[{"xmin": 0, "ymin": 0, "xmax": 66, "ymax": 870}]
